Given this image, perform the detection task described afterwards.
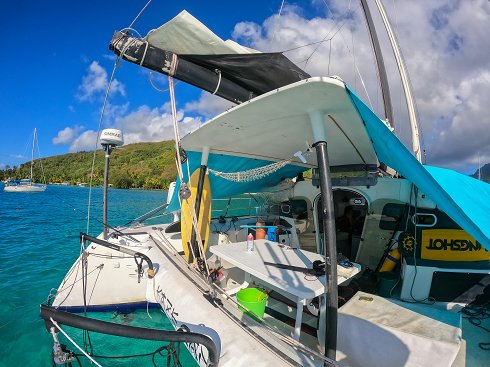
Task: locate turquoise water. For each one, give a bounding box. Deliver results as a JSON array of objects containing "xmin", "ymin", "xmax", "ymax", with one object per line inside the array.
[{"xmin": 0, "ymin": 184, "xmax": 195, "ymax": 366}]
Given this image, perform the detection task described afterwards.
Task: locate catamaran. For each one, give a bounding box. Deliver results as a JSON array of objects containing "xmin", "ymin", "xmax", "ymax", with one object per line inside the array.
[
  {"xmin": 41, "ymin": 6, "xmax": 489, "ymax": 367},
  {"xmin": 4, "ymin": 128, "xmax": 47, "ymax": 192}
]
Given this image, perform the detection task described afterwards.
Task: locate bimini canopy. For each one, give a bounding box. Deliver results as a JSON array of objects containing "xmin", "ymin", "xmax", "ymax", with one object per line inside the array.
[
  {"xmin": 168, "ymin": 77, "xmax": 380, "ymax": 210},
  {"xmin": 168, "ymin": 77, "xmax": 490, "ymax": 251},
  {"xmin": 109, "ymin": 10, "xmax": 310, "ymax": 104}
]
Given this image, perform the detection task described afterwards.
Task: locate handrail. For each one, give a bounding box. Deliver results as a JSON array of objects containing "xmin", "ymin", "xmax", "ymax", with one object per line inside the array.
[
  {"xmin": 40, "ymin": 304, "xmax": 219, "ymax": 366},
  {"xmin": 80, "ymin": 232, "xmax": 155, "ymax": 278}
]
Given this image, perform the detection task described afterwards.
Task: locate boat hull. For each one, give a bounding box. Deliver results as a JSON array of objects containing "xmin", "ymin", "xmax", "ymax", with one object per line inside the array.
[{"xmin": 4, "ymin": 184, "xmax": 46, "ymax": 192}]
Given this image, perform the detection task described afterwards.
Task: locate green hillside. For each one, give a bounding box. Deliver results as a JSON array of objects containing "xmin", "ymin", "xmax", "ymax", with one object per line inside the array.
[{"xmin": 0, "ymin": 141, "xmax": 177, "ymax": 189}]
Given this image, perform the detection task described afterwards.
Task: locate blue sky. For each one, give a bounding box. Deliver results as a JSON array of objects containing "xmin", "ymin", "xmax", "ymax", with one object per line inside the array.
[{"xmin": 1, "ymin": 0, "xmax": 489, "ymax": 174}]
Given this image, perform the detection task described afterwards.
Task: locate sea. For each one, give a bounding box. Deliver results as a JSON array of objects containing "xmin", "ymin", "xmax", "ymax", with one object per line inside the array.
[{"xmin": 0, "ymin": 184, "xmax": 197, "ymax": 366}]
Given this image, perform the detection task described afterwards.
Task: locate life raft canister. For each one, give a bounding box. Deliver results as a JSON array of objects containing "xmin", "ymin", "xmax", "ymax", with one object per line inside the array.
[{"xmin": 379, "ymin": 248, "xmax": 401, "ymax": 272}]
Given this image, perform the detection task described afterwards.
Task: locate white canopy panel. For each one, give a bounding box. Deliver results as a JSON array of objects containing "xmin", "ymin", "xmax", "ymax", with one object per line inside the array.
[{"xmin": 181, "ymin": 77, "xmax": 379, "ymax": 168}]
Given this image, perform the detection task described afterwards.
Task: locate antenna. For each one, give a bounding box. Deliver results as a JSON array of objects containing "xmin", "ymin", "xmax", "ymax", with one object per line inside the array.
[{"xmin": 100, "ymin": 129, "xmax": 124, "ymax": 239}]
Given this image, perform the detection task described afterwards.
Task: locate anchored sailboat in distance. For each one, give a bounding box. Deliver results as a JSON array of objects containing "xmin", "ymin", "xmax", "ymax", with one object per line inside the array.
[{"xmin": 4, "ymin": 128, "xmax": 47, "ymax": 192}]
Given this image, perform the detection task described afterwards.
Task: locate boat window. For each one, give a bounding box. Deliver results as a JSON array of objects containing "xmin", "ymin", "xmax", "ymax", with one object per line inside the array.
[
  {"xmin": 379, "ymin": 203, "xmax": 408, "ymax": 230},
  {"xmin": 379, "ymin": 204, "xmax": 437, "ymax": 230},
  {"xmin": 288, "ymin": 199, "xmax": 309, "ymax": 220},
  {"xmin": 411, "ymin": 213, "xmax": 437, "ymax": 227}
]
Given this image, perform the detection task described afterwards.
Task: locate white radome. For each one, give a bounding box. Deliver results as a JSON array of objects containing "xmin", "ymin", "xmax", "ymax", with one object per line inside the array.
[{"xmin": 100, "ymin": 129, "xmax": 124, "ymax": 147}]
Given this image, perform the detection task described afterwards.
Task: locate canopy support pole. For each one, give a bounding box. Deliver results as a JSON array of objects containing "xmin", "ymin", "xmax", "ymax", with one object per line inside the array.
[
  {"xmin": 310, "ymin": 110, "xmax": 338, "ymax": 361},
  {"xmin": 189, "ymin": 146, "xmax": 210, "ymax": 263}
]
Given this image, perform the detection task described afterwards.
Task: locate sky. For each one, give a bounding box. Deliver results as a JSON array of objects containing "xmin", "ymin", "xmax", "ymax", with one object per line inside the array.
[{"xmin": 0, "ymin": 0, "xmax": 489, "ymax": 175}]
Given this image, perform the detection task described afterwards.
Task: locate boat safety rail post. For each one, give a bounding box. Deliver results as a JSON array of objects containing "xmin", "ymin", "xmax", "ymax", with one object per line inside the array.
[
  {"xmin": 80, "ymin": 232, "xmax": 155, "ymax": 280},
  {"xmin": 40, "ymin": 304, "xmax": 219, "ymax": 366}
]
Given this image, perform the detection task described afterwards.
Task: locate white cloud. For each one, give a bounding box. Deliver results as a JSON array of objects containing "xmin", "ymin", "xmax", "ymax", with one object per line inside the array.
[
  {"xmin": 61, "ymin": 104, "xmax": 202, "ymax": 152},
  {"xmin": 77, "ymin": 61, "xmax": 125, "ymax": 101},
  {"xmin": 113, "ymin": 104, "xmax": 202, "ymax": 144},
  {"xmin": 53, "ymin": 126, "xmax": 82, "ymax": 145},
  {"xmin": 0, "ymin": 163, "xmax": 5, "ymax": 170},
  {"xmin": 184, "ymin": 93, "xmax": 236, "ymax": 118},
  {"xmin": 69, "ymin": 130, "xmax": 99, "ymax": 152},
  {"xmin": 227, "ymin": 0, "xmax": 490, "ymax": 173}
]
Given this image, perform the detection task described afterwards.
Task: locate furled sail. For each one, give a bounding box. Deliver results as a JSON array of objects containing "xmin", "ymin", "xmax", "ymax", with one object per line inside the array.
[{"xmin": 109, "ymin": 10, "xmax": 310, "ymax": 104}]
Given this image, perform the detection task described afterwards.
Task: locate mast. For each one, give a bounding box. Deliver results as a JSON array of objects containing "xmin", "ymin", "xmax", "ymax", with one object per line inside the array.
[
  {"xmin": 359, "ymin": 0, "xmax": 395, "ymax": 129},
  {"xmin": 478, "ymin": 154, "xmax": 481, "ymax": 180},
  {"xmin": 31, "ymin": 128, "xmax": 36, "ymax": 181},
  {"xmin": 372, "ymin": 0, "xmax": 422, "ymax": 162}
]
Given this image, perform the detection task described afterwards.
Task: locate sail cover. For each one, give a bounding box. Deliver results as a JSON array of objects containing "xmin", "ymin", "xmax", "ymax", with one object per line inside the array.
[{"xmin": 109, "ymin": 10, "xmax": 310, "ymax": 104}]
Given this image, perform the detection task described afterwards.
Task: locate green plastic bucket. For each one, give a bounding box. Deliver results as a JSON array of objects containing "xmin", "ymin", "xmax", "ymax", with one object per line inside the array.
[
  {"xmin": 377, "ymin": 271, "xmax": 399, "ymax": 298},
  {"xmin": 237, "ymin": 288, "xmax": 268, "ymax": 319}
]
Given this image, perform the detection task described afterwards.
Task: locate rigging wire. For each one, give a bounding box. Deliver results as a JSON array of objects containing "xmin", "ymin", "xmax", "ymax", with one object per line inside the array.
[
  {"xmin": 278, "ymin": 0, "xmax": 285, "ymax": 16},
  {"xmin": 75, "ymin": 4, "xmax": 156, "ymax": 356},
  {"xmin": 128, "ymin": 0, "xmax": 154, "ymax": 29},
  {"xmin": 85, "ymin": 0, "xmax": 153, "ymax": 241},
  {"xmin": 270, "ymin": 0, "xmax": 286, "ymax": 44},
  {"xmin": 85, "ymin": 57, "xmax": 121, "ymax": 240},
  {"xmin": 280, "ymin": 1, "xmax": 375, "ymax": 110},
  {"xmin": 302, "ymin": 1, "xmax": 359, "ymax": 69}
]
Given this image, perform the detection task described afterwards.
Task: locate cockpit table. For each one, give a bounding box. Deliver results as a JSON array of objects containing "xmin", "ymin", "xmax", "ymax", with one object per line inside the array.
[{"xmin": 210, "ymin": 239, "xmax": 360, "ymax": 340}]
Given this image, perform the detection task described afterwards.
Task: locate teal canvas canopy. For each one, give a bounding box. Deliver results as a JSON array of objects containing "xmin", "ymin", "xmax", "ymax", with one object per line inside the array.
[
  {"xmin": 347, "ymin": 86, "xmax": 490, "ymax": 251},
  {"xmin": 166, "ymin": 152, "xmax": 307, "ymax": 212}
]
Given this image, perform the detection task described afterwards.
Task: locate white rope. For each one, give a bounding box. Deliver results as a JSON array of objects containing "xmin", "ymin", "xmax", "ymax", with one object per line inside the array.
[
  {"xmin": 139, "ymin": 41, "xmax": 149, "ymax": 66},
  {"xmin": 50, "ymin": 318, "xmax": 103, "ymax": 367},
  {"xmin": 208, "ymin": 160, "xmax": 290, "ymax": 182},
  {"xmin": 149, "ymin": 72, "xmax": 179, "ymax": 92},
  {"xmin": 168, "ymin": 76, "xmax": 210, "ymax": 276},
  {"xmin": 212, "ymin": 69, "xmax": 222, "ymax": 95},
  {"xmin": 168, "ymin": 76, "xmax": 184, "ymax": 182}
]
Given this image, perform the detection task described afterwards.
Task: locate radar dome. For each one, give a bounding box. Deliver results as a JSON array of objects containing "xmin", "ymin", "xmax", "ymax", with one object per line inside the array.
[{"xmin": 100, "ymin": 129, "xmax": 124, "ymax": 147}]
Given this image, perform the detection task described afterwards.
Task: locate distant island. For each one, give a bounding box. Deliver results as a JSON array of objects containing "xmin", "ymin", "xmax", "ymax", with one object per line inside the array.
[
  {"xmin": 0, "ymin": 141, "xmax": 177, "ymax": 190},
  {"xmin": 1, "ymin": 142, "xmax": 488, "ymax": 189}
]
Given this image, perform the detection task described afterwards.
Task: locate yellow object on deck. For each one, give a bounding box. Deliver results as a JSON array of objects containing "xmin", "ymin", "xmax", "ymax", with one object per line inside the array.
[
  {"xmin": 379, "ymin": 248, "xmax": 401, "ymax": 272},
  {"xmin": 180, "ymin": 169, "xmax": 212, "ymax": 262}
]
